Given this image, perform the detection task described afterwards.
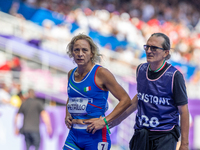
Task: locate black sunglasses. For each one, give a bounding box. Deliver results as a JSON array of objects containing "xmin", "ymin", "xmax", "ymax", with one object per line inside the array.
[{"xmin": 144, "ymin": 45, "xmax": 165, "ymax": 52}]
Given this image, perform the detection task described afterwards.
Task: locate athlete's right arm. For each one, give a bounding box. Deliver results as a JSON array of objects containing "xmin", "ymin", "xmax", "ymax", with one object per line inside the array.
[
  {"xmin": 65, "ymin": 70, "xmax": 73, "ymax": 129},
  {"xmin": 65, "ymin": 98, "xmax": 73, "ymax": 129}
]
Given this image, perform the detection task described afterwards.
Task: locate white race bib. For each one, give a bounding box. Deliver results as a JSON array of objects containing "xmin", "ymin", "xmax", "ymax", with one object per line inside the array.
[{"xmin": 67, "ymin": 97, "xmax": 93, "ymax": 116}]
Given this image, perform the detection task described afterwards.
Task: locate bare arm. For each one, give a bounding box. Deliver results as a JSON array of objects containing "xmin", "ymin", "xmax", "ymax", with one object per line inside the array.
[
  {"xmin": 2, "ymin": 99, "xmax": 10, "ymax": 104},
  {"xmin": 109, "ymin": 94, "xmax": 138, "ymax": 129},
  {"xmin": 65, "ymin": 70, "xmax": 73, "ymax": 129},
  {"xmin": 178, "ymin": 104, "xmax": 189, "ymax": 150},
  {"xmin": 14, "ymin": 113, "xmax": 20, "ymax": 135},
  {"xmin": 65, "ymin": 98, "xmax": 73, "ymax": 129},
  {"xmin": 98, "ymin": 67, "xmax": 131, "ymax": 123},
  {"xmin": 85, "ymin": 67, "xmax": 131, "ymax": 133},
  {"xmin": 41, "ymin": 110, "xmax": 52, "ymax": 135}
]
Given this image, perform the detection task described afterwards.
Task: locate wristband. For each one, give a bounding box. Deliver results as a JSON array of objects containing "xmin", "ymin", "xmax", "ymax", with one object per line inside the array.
[
  {"xmin": 103, "ymin": 118, "xmax": 108, "ymax": 125},
  {"xmin": 103, "ymin": 118, "xmax": 111, "ymax": 134}
]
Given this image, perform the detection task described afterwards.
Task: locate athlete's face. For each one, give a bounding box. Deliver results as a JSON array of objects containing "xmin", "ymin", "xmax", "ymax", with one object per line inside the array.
[
  {"xmin": 72, "ymin": 39, "xmax": 93, "ymax": 66},
  {"xmin": 145, "ymin": 36, "xmax": 169, "ymax": 67}
]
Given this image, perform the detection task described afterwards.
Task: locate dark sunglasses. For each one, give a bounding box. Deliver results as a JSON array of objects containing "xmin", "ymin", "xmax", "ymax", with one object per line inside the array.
[{"xmin": 144, "ymin": 45, "xmax": 165, "ymax": 52}]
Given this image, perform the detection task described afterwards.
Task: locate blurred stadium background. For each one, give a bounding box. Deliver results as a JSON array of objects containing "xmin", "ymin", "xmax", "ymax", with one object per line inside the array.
[{"xmin": 0, "ymin": 0, "xmax": 200, "ymax": 150}]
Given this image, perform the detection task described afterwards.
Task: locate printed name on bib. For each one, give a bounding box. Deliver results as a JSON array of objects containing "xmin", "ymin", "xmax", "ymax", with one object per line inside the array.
[
  {"xmin": 138, "ymin": 92, "xmax": 170, "ymax": 105},
  {"xmin": 67, "ymin": 97, "xmax": 93, "ymax": 115}
]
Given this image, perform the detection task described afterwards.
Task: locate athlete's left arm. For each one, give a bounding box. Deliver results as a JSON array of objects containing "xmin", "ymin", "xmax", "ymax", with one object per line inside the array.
[
  {"xmin": 178, "ymin": 104, "xmax": 189, "ymax": 150},
  {"xmin": 85, "ymin": 67, "xmax": 131, "ymax": 134}
]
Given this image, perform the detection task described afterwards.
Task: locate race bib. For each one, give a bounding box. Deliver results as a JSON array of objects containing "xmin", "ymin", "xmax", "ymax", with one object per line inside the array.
[
  {"xmin": 98, "ymin": 142, "xmax": 108, "ymax": 150},
  {"xmin": 138, "ymin": 114, "xmax": 159, "ymax": 128},
  {"xmin": 67, "ymin": 97, "xmax": 93, "ymax": 115}
]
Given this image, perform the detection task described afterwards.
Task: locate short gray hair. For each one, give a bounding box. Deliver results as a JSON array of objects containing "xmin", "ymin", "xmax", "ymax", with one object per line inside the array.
[{"xmin": 151, "ymin": 33, "xmax": 171, "ymax": 60}]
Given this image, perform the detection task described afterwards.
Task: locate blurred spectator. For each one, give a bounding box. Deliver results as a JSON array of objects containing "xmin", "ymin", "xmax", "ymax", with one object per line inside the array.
[
  {"xmin": 0, "ymin": 59, "xmax": 13, "ymax": 71},
  {"xmin": 11, "ymin": 57, "xmax": 22, "ymax": 83},
  {"xmin": 0, "ymin": 57, "xmax": 22, "ymax": 81},
  {"xmin": 1, "ymin": 0, "xmax": 200, "ymax": 82},
  {"xmin": 41, "ymin": 19, "xmax": 72, "ymax": 53},
  {"xmin": 0, "ymin": 83, "xmax": 11, "ymax": 105},
  {"xmin": 14, "ymin": 89, "xmax": 52, "ymax": 150},
  {"xmin": 0, "ymin": 56, "xmax": 22, "ymax": 85},
  {"xmin": 9, "ymin": 1, "xmax": 20, "ymax": 16},
  {"xmin": 10, "ymin": 82, "xmax": 22, "ymax": 96},
  {"xmin": 10, "ymin": 91, "xmax": 24, "ymax": 108}
]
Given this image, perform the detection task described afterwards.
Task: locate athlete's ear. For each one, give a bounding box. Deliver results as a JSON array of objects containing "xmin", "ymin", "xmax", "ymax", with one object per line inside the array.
[
  {"xmin": 90, "ymin": 47, "xmax": 94, "ymax": 60},
  {"xmin": 90, "ymin": 55, "xmax": 94, "ymax": 63},
  {"xmin": 164, "ymin": 50, "xmax": 169, "ymax": 57},
  {"xmin": 90, "ymin": 53, "xmax": 94, "ymax": 60}
]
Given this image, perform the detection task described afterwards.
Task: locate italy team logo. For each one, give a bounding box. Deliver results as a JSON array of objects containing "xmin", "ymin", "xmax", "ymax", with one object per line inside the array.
[{"xmin": 84, "ymin": 86, "xmax": 91, "ymax": 92}]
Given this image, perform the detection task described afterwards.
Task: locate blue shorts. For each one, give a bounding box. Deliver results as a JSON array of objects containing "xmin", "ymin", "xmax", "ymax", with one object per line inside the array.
[{"xmin": 63, "ymin": 124, "xmax": 111, "ymax": 150}]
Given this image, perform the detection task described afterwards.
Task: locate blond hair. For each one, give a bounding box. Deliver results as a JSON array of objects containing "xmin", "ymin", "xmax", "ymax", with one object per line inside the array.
[{"xmin": 67, "ymin": 34, "xmax": 102, "ymax": 63}]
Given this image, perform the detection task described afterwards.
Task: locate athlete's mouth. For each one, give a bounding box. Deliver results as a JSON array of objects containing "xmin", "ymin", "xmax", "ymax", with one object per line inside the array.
[
  {"xmin": 77, "ymin": 59, "xmax": 84, "ymax": 61},
  {"xmin": 147, "ymin": 55, "xmax": 153, "ymax": 58}
]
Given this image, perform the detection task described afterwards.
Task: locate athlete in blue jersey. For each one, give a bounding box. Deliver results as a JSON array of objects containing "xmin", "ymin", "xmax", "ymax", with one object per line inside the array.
[
  {"xmin": 63, "ymin": 34, "xmax": 131, "ymax": 150},
  {"xmin": 109, "ymin": 33, "xmax": 189, "ymax": 150}
]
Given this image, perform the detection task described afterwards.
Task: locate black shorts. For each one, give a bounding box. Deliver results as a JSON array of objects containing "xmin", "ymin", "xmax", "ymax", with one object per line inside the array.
[
  {"xmin": 24, "ymin": 132, "xmax": 40, "ymax": 149},
  {"xmin": 129, "ymin": 126, "xmax": 180, "ymax": 150}
]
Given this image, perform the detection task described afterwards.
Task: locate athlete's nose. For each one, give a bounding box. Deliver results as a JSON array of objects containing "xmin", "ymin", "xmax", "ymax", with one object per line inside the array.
[
  {"xmin": 78, "ymin": 50, "xmax": 84, "ymax": 57},
  {"xmin": 146, "ymin": 46, "xmax": 151, "ymax": 53}
]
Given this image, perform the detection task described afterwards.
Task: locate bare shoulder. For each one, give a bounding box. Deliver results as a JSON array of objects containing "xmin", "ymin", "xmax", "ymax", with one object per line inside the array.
[
  {"xmin": 96, "ymin": 67, "xmax": 114, "ymax": 79},
  {"xmin": 95, "ymin": 67, "xmax": 115, "ymax": 90},
  {"xmin": 95, "ymin": 66, "xmax": 116, "ymax": 87},
  {"xmin": 95, "ymin": 66, "xmax": 124, "ymax": 93}
]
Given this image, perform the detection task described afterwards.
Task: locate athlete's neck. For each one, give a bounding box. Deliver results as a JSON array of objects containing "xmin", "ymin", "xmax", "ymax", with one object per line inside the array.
[
  {"xmin": 77, "ymin": 63, "xmax": 95, "ymax": 76},
  {"xmin": 149, "ymin": 60, "xmax": 166, "ymax": 72}
]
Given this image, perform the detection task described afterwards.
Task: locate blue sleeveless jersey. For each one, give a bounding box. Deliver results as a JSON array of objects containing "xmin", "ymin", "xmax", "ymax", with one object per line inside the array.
[
  {"xmin": 135, "ymin": 63, "xmax": 179, "ymax": 131},
  {"xmin": 67, "ymin": 65, "xmax": 109, "ymax": 119}
]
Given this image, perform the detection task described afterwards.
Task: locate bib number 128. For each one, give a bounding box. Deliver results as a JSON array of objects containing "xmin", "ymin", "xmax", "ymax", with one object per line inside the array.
[{"xmin": 138, "ymin": 115, "xmax": 159, "ymax": 127}]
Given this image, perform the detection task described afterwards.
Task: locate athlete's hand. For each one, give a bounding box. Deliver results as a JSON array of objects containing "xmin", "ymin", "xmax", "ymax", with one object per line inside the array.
[
  {"xmin": 65, "ymin": 114, "xmax": 73, "ymax": 129},
  {"xmin": 85, "ymin": 116, "xmax": 106, "ymax": 134},
  {"xmin": 72, "ymin": 119, "xmax": 85, "ymax": 124}
]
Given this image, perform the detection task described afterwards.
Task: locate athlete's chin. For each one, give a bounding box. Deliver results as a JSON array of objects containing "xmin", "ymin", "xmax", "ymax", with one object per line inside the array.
[
  {"xmin": 77, "ymin": 63, "xmax": 85, "ymax": 66},
  {"xmin": 146, "ymin": 58, "xmax": 154, "ymax": 63},
  {"xmin": 75, "ymin": 60, "xmax": 85, "ymax": 65}
]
